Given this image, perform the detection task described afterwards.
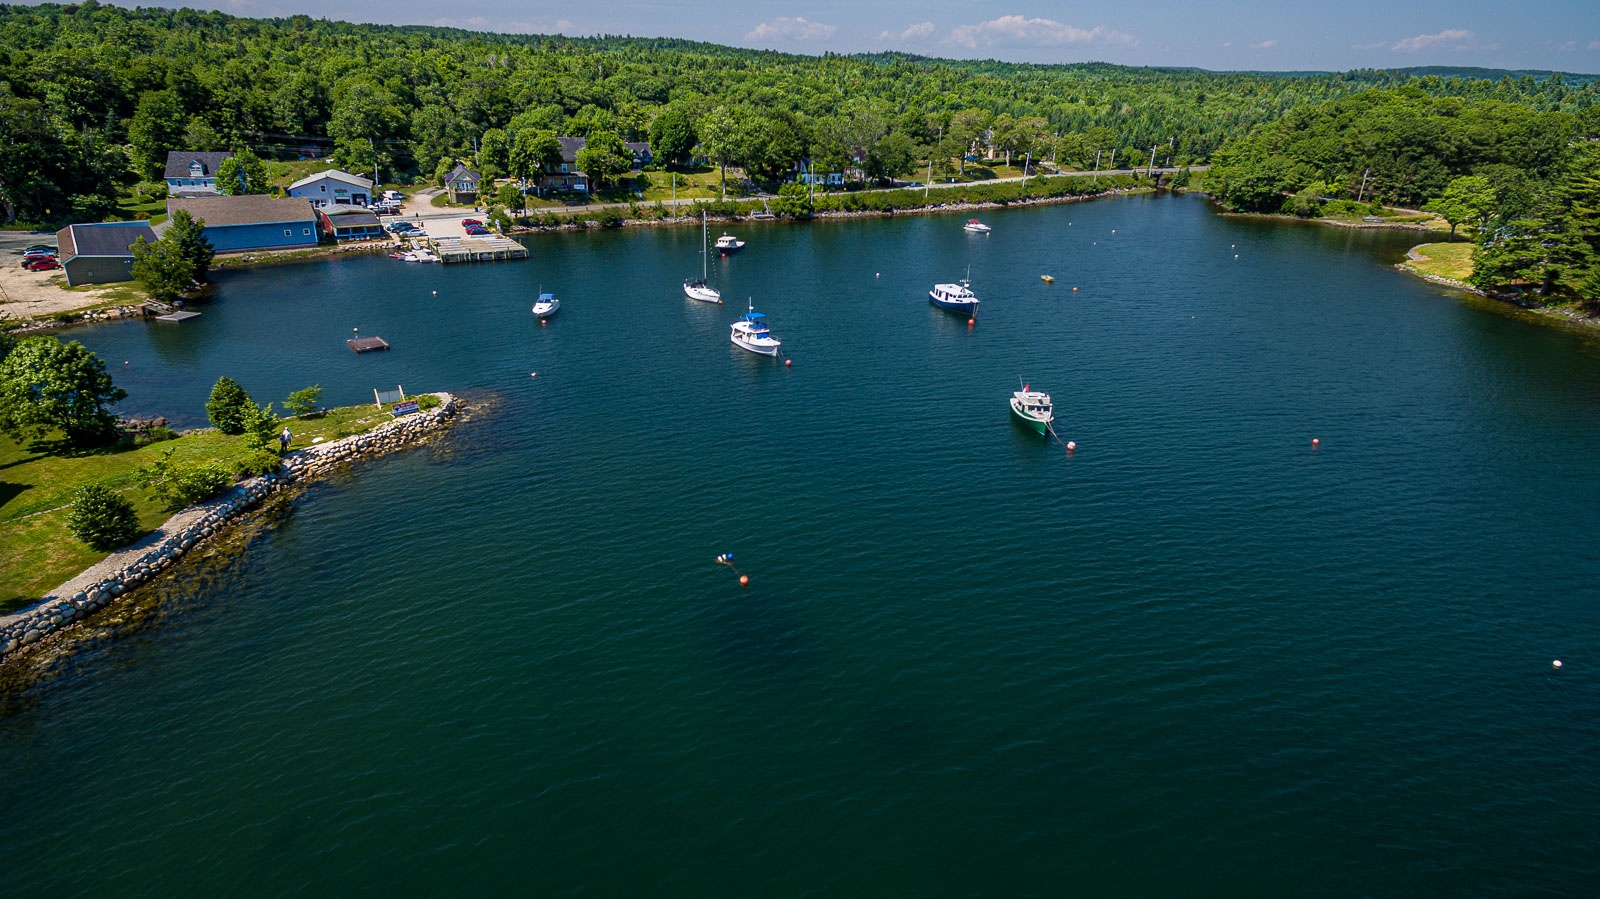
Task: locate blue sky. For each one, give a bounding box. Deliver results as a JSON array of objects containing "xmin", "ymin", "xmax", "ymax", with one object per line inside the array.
[{"xmin": 112, "ymin": 0, "xmax": 1600, "ymax": 71}]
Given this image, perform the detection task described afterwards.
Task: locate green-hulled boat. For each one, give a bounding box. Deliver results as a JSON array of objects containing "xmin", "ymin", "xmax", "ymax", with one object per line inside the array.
[{"xmin": 1010, "ymin": 384, "xmax": 1054, "ymax": 436}]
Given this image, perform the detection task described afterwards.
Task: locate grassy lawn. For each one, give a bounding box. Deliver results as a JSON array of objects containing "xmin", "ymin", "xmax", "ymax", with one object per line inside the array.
[
  {"xmin": 1405, "ymin": 242, "xmax": 1475, "ymax": 282},
  {"xmin": 0, "ymin": 398, "xmax": 432, "ymax": 611}
]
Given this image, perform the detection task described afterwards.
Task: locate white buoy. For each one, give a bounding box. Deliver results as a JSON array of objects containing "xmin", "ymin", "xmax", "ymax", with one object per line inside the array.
[
  {"xmin": 1235, "ymin": 254, "xmax": 1239, "ymax": 259},
  {"xmin": 1554, "ymin": 660, "xmax": 1563, "ymax": 669},
  {"xmin": 432, "ymin": 290, "xmax": 437, "ymax": 295}
]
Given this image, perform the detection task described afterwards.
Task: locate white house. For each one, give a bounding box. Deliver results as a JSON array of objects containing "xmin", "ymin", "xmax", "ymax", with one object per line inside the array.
[
  {"xmin": 164, "ymin": 151, "xmax": 233, "ymax": 197},
  {"xmin": 287, "ymin": 169, "xmax": 375, "ymax": 208}
]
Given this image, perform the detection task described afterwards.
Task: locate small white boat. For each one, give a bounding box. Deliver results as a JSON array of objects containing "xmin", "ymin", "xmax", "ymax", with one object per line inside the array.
[
  {"xmin": 963, "ymin": 218, "xmax": 991, "ymax": 234},
  {"xmin": 715, "ymin": 233, "xmax": 745, "ymax": 253},
  {"xmin": 1010, "ymin": 383, "xmax": 1054, "ymax": 436},
  {"xmin": 685, "ymin": 211, "xmax": 723, "ymax": 303},
  {"xmin": 531, "ymin": 292, "xmax": 560, "ymax": 318},
  {"xmin": 929, "ymin": 275, "xmax": 979, "ymax": 317},
  {"xmin": 730, "ymin": 301, "xmax": 781, "ymax": 356},
  {"xmin": 410, "ymin": 248, "xmax": 439, "ymax": 263}
]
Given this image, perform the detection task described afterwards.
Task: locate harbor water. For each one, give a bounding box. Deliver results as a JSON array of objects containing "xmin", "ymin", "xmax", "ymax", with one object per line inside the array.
[{"xmin": 3, "ymin": 194, "xmax": 1600, "ymax": 894}]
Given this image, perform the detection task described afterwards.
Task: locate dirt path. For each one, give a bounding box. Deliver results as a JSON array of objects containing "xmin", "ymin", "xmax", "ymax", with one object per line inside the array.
[{"xmin": 0, "ymin": 251, "xmax": 141, "ymax": 323}]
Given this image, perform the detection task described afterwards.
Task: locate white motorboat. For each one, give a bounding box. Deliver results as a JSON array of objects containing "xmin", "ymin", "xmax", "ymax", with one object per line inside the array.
[
  {"xmin": 929, "ymin": 272, "xmax": 979, "ymax": 317},
  {"xmin": 715, "ymin": 233, "xmax": 745, "ymax": 253},
  {"xmin": 531, "ymin": 292, "xmax": 560, "ymax": 318},
  {"xmin": 1010, "ymin": 383, "xmax": 1054, "ymax": 436},
  {"xmin": 963, "ymin": 218, "xmax": 991, "ymax": 233},
  {"xmin": 730, "ymin": 301, "xmax": 781, "ymax": 356},
  {"xmin": 410, "ymin": 248, "xmax": 439, "ymax": 263},
  {"xmin": 684, "ymin": 211, "xmax": 723, "ymax": 303}
]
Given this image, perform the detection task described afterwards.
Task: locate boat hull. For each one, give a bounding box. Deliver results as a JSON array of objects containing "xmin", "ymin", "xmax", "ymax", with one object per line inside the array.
[
  {"xmin": 929, "ymin": 293, "xmax": 979, "ymax": 316},
  {"xmin": 684, "ymin": 283, "xmax": 722, "ymax": 303},
  {"xmin": 532, "ymin": 302, "xmax": 560, "ymax": 319},
  {"xmin": 731, "ymin": 336, "xmax": 780, "ymax": 356},
  {"xmin": 1010, "ymin": 399, "xmax": 1051, "ymax": 435}
]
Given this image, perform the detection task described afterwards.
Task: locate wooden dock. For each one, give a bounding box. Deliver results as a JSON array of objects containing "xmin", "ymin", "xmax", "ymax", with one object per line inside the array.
[
  {"xmin": 432, "ymin": 235, "xmax": 528, "ymax": 264},
  {"xmin": 347, "ymin": 336, "xmax": 391, "ymax": 353}
]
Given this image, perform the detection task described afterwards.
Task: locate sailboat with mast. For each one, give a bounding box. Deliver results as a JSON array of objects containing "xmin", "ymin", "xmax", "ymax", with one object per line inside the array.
[{"xmin": 684, "ymin": 212, "xmax": 722, "ymax": 303}]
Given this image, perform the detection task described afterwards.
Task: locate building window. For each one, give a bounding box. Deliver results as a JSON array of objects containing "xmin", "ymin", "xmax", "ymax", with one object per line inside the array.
[
  {"xmin": 303, "ymin": 228, "xmax": 311, "ymax": 235},
  {"xmin": 320, "ymin": 185, "xmax": 326, "ymax": 191},
  {"xmin": 284, "ymin": 229, "xmax": 292, "ymax": 236}
]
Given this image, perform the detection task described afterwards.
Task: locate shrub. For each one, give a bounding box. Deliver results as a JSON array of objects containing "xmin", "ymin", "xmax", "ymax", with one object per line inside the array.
[
  {"xmin": 137, "ymin": 449, "xmax": 234, "ymax": 510},
  {"xmin": 205, "ymin": 376, "xmax": 253, "ymax": 434},
  {"xmin": 415, "ymin": 394, "xmax": 441, "ymax": 411},
  {"xmin": 66, "ymin": 485, "xmax": 140, "ymax": 550},
  {"xmin": 595, "ymin": 207, "xmax": 624, "ymax": 228},
  {"xmin": 237, "ymin": 448, "xmax": 282, "ymax": 476},
  {"xmin": 284, "ymin": 384, "xmax": 323, "ymax": 417},
  {"xmin": 133, "ymin": 426, "xmax": 178, "ymax": 447}
]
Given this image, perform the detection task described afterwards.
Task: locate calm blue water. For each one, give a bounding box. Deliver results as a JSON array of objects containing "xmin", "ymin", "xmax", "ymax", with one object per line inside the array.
[{"xmin": 4, "ymin": 195, "xmax": 1600, "ymax": 895}]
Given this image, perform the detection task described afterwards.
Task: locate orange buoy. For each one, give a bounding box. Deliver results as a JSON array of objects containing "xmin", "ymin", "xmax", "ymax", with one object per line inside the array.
[
  {"xmin": 785, "ymin": 358, "xmax": 792, "ymax": 367},
  {"xmin": 739, "ymin": 575, "xmax": 749, "ymax": 586},
  {"xmin": 1072, "ymin": 287, "xmax": 1078, "ymax": 292},
  {"xmin": 1312, "ymin": 438, "xmax": 1319, "ymax": 446}
]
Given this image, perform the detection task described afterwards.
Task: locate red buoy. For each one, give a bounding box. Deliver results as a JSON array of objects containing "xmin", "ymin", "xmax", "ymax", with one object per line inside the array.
[
  {"xmin": 1312, "ymin": 438, "xmax": 1319, "ymax": 446},
  {"xmin": 1067, "ymin": 441, "xmax": 1076, "ymax": 451},
  {"xmin": 968, "ymin": 318, "xmax": 975, "ymax": 328},
  {"xmin": 540, "ymin": 319, "xmax": 547, "ymax": 326},
  {"xmin": 739, "ymin": 575, "xmax": 749, "ymax": 586},
  {"xmin": 785, "ymin": 358, "xmax": 792, "ymax": 367}
]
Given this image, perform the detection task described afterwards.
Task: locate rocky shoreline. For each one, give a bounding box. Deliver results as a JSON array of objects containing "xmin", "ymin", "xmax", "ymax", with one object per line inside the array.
[{"xmin": 0, "ymin": 392, "xmax": 461, "ymax": 667}]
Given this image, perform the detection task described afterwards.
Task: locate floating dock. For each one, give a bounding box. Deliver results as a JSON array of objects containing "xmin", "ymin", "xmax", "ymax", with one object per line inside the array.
[
  {"xmin": 154, "ymin": 310, "xmax": 202, "ymax": 322},
  {"xmin": 347, "ymin": 336, "xmax": 391, "ymax": 353},
  {"xmin": 142, "ymin": 301, "xmax": 202, "ymax": 322},
  {"xmin": 432, "ymin": 235, "xmax": 528, "ymax": 264}
]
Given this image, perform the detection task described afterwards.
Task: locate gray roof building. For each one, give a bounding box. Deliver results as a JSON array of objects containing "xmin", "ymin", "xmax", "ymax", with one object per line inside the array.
[
  {"xmin": 163, "ymin": 151, "xmax": 233, "ymax": 181},
  {"xmin": 54, "ymin": 222, "xmax": 158, "ymax": 287}
]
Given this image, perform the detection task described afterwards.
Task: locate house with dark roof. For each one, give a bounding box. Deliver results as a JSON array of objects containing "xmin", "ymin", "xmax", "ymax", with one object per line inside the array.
[
  {"xmin": 54, "ymin": 222, "xmax": 158, "ymax": 286},
  {"xmin": 288, "ymin": 169, "xmax": 375, "ymax": 208},
  {"xmin": 623, "ymin": 141, "xmax": 653, "ymax": 169},
  {"xmin": 540, "ymin": 138, "xmax": 589, "ymax": 193},
  {"xmin": 164, "ymin": 151, "xmax": 234, "ymax": 197},
  {"xmin": 164, "ymin": 196, "xmax": 319, "ymax": 252},
  {"xmin": 446, "ymin": 164, "xmax": 481, "ymax": 204},
  {"xmin": 318, "ymin": 206, "xmax": 384, "ymax": 241}
]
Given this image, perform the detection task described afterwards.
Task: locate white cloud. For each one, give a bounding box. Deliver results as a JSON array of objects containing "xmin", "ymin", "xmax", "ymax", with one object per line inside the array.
[
  {"xmin": 1252, "ymin": 39, "xmax": 1277, "ymax": 49},
  {"xmin": 1221, "ymin": 41, "xmax": 1232, "ymax": 47},
  {"xmin": 946, "ymin": 15, "xmax": 1136, "ymax": 49},
  {"xmin": 879, "ymin": 21, "xmax": 937, "ymax": 41},
  {"xmin": 1590, "ymin": 40, "xmax": 1600, "ymax": 50},
  {"xmin": 746, "ymin": 17, "xmax": 837, "ymax": 41},
  {"xmin": 1554, "ymin": 40, "xmax": 1577, "ymax": 51},
  {"xmin": 1391, "ymin": 29, "xmax": 1473, "ymax": 52}
]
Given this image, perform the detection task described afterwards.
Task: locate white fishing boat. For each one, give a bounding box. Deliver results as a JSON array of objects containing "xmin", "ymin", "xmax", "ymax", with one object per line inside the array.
[
  {"xmin": 1010, "ymin": 382, "xmax": 1054, "ymax": 436},
  {"xmin": 715, "ymin": 233, "xmax": 745, "ymax": 253},
  {"xmin": 531, "ymin": 292, "xmax": 560, "ymax": 318},
  {"xmin": 684, "ymin": 212, "xmax": 723, "ymax": 303},
  {"xmin": 963, "ymin": 218, "xmax": 991, "ymax": 234},
  {"xmin": 730, "ymin": 301, "xmax": 781, "ymax": 356},
  {"xmin": 929, "ymin": 269, "xmax": 979, "ymax": 317}
]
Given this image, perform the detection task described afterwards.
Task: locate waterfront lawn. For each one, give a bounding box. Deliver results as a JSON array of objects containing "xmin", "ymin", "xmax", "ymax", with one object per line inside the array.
[
  {"xmin": 0, "ymin": 399, "xmax": 428, "ymax": 612},
  {"xmin": 1406, "ymin": 242, "xmax": 1475, "ymax": 282}
]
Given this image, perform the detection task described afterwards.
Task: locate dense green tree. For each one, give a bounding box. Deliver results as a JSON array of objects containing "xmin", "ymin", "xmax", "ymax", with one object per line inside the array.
[
  {"xmin": 867, "ymin": 131, "xmax": 917, "ymax": 182},
  {"xmin": 216, "ymin": 148, "xmax": 269, "ymax": 195},
  {"xmin": 128, "ymin": 90, "xmax": 185, "ymax": 180},
  {"xmin": 771, "ymin": 182, "xmax": 813, "ymax": 218},
  {"xmin": 130, "ymin": 234, "xmax": 196, "ymax": 300},
  {"xmin": 575, "ymin": 131, "xmax": 633, "ymax": 189},
  {"xmin": 0, "ymin": 337, "xmax": 126, "ymax": 446},
  {"xmin": 1424, "ymin": 176, "xmax": 1497, "ymax": 237},
  {"xmin": 699, "ymin": 106, "xmax": 739, "ymax": 197},
  {"xmin": 478, "ymin": 128, "xmax": 511, "ymax": 173},
  {"xmin": 497, "ymin": 181, "xmax": 525, "ymax": 212},
  {"xmin": 510, "ymin": 129, "xmax": 562, "ymax": 186},
  {"xmin": 648, "ymin": 106, "xmax": 697, "ymax": 165},
  {"xmin": 182, "ymin": 118, "xmax": 225, "ymax": 152}
]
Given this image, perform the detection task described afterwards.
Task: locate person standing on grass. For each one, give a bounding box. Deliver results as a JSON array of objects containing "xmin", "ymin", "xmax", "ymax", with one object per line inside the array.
[{"xmin": 280, "ymin": 426, "xmax": 292, "ymax": 453}]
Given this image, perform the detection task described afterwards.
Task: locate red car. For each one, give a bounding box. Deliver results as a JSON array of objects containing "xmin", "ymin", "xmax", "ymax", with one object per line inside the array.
[
  {"xmin": 465, "ymin": 226, "xmax": 491, "ymax": 235},
  {"xmin": 24, "ymin": 257, "xmax": 60, "ymax": 271},
  {"xmin": 461, "ymin": 218, "xmax": 483, "ymax": 227}
]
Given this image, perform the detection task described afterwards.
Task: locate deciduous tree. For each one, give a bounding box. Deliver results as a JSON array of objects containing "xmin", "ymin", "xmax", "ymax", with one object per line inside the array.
[{"xmin": 0, "ymin": 337, "xmax": 126, "ymax": 446}]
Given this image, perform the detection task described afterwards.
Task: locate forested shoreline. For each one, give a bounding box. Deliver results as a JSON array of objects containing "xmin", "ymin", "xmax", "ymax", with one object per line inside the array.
[{"xmin": 1, "ymin": 2, "xmax": 1597, "ymax": 305}]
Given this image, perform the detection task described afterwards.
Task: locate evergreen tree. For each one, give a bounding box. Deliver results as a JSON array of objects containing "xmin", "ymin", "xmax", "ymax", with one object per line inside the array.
[
  {"xmin": 205, "ymin": 376, "xmax": 253, "ymax": 435},
  {"xmin": 166, "ymin": 210, "xmax": 215, "ymax": 282},
  {"xmin": 216, "ymin": 148, "xmax": 269, "ymax": 195},
  {"xmin": 66, "ymin": 485, "xmax": 140, "ymax": 551}
]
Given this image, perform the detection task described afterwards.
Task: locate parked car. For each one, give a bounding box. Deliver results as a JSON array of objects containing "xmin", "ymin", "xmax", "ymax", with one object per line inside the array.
[
  {"xmin": 24, "ymin": 257, "xmax": 61, "ymax": 271},
  {"xmin": 382, "ymin": 190, "xmax": 405, "ymax": 202},
  {"xmin": 386, "ymin": 222, "xmax": 415, "ymax": 233},
  {"xmin": 461, "ymin": 218, "xmax": 483, "ymax": 227},
  {"xmin": 24, "ymin": 245, "xmax": 56, "ymax": 255},
  {"xmin": 465, "ymin": 226, "xmax": 491, "ymax": 235}
]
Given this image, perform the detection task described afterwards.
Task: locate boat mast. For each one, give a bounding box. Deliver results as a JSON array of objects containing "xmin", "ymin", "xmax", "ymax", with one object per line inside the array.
[{"xmin": 702, "ymin": 211, "xmax": 709, "ymax": 282}]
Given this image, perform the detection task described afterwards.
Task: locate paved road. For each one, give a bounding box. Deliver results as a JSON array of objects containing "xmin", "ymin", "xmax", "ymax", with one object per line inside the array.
[{"xmin": 399, "ymin": 166, "xmax": 1208, "ymax": 222}]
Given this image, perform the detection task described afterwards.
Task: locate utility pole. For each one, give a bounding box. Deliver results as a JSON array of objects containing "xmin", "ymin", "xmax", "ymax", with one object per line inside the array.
[
  {"xmin": 1148, "ymin": 145, "xmax": 1157, "ymax": 177},
  {"xmin": 371, "ymin": 138, "xmax": 379, "ymax": 193},
  {"xmin": 1109, "ymin": 147, "xmax": 1116, "ymax": 171},
  {"xmin": 1356, "ymin": 167, "xmax": 1371, "ymax": 203},
  {"xmin": 1093, "ymin": 149, "xmax": 1101, "ymax": 186},
  {"xmin": 1023, "ymin": 151, "xmax": 1031, "ymax": 178}
]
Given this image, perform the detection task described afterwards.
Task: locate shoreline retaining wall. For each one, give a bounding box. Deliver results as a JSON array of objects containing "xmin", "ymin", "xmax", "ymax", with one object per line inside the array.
[{"xmin": 0, "ymin": 393, "xmax": 460, "ymax": 666}]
